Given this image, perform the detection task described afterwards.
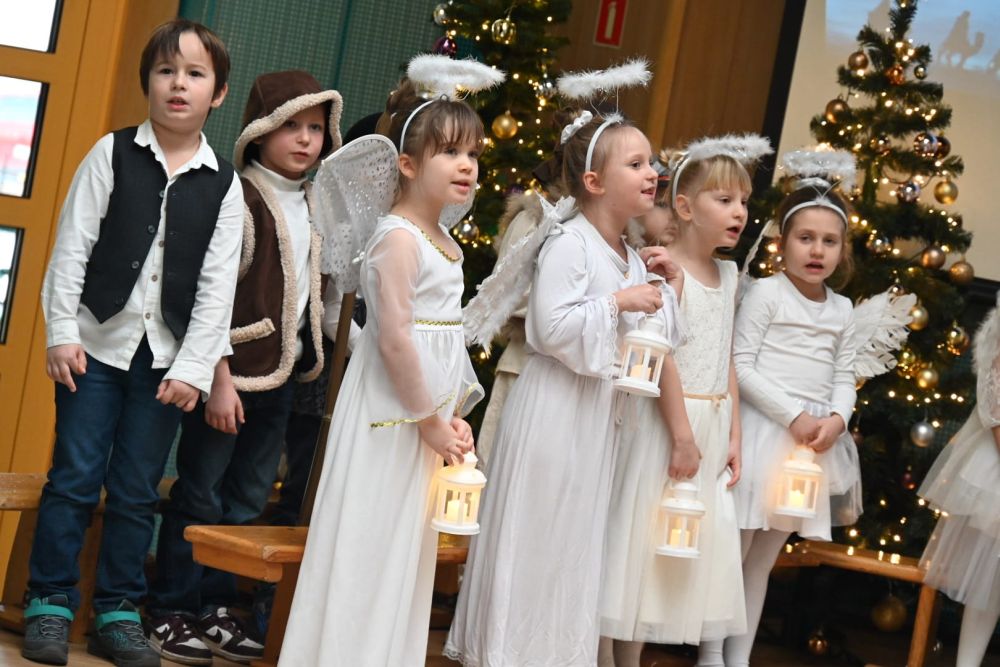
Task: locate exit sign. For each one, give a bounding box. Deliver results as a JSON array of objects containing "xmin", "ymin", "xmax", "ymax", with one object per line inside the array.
[{"xmin": 594, "ymin": 0, "xmax": 627, "ymax": 48}]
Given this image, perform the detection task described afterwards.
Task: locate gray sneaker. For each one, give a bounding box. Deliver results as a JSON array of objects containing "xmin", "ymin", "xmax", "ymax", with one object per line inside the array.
[
  {"xmin": 87, "ymin": 600, "xmax": 160, "ymax": 667},
  {"xmin": 197, "ymin": 606, "xmax": 263, "ymax": 664},
  {"xmin": 22, "ymin": 595, "xmax": 73, "ymax": 665}
]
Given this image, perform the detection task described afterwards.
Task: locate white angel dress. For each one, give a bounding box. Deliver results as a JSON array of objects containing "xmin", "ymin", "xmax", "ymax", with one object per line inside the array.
[
  {"xmin": 600, "ymin": 259, "xmax": 747, "ymax": 645},
  {"xmin": 278, "ymin": 215, "xmax": 482, "ymax": 667},
  {"xmin": 445, "ymin": 213, "xmax": 654, "ymax": 666},
  {"xmin": 731, "ymin": 272, "xmax": 862, "ymax": 539},
  {"xmin": 919, "ymin": 297, "xmax": 1000, "ymax": 614}
]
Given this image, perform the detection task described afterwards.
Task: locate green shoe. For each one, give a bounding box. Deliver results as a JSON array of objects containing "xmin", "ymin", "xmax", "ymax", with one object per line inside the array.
[
  {"xmin": 87, "ymin": 600, "xmax": 160, "ymax": 667},
  {"xmin": 22, "ymin": 595, "xmax": 73, "ymax": 665}
]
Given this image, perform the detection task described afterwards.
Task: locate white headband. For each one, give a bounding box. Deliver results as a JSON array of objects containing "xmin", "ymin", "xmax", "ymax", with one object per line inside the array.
[
  {"xmin": 584, "ymin": 112, "xmax": 624, "ymax": 172},
  {"xmin": 668, "ymin": 133, "xmax": 773, "ymax": 208},
  {"xmin": 398, "ymin": 97, "xmax": 438, "ymax": 154},
  {"xmin": 780, "ymin": 196, "xmax": 848, "ymax": 231}
]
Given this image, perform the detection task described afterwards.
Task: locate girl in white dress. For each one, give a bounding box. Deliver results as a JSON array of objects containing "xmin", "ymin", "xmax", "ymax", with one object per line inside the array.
[
  {"xmin": 919, "ymin": 292, "xmax": 1000, "ymax": 667},
  {"xmin": 279, "ymin": 59, "xmax": 504, "ymax": 666},
  {"xmin": 700, "ymin": 155, "xmax": 863, "ymax": 667},
  {"xmin": 445, "ymin": 106, "xmax": 678, "ymax": 663},
  {"xmin": 600, "ymin": 135, "xmax": 772, "ymax": 667}
]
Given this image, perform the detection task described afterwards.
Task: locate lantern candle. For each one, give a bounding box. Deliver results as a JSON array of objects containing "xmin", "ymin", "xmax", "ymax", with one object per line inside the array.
[
  {"xmin": 445, "ymin": 498, "xmax": 465, "ymax": 523},
  {"xmin": 655, "ymin": 480, "xmax": 706, "ymax": 559},
  {"xmin": 629, "ymin": 364, "xmax": 647, "ymax": 379},
  {"xmin": 774, "ymin": 446, "xmax": 823, "ymax": 519},
  {"xmin": 431, "ymin": 452, "xmax": 487, "ymax": 535},
  {"xmin": 615, "ymin": 313, "xmax": 673, "ymax": 398}
]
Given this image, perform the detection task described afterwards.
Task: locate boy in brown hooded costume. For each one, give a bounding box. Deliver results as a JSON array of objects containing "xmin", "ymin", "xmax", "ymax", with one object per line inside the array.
[{"xmin": 146, "ymin": 71, "xmax": 342, "ymax": 665}]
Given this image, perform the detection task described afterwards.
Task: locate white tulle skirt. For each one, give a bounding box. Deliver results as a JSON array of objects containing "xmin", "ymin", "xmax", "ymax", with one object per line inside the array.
[
  {"xmin": 734, "ymin": 399, "xmax": 862, "ymax": 540},
  {"xmin": 600, "ymin": 394, "xmax": 747, "ymax": 645},
  {"xmin": 918, "ymin": 416, "xmax": 1000, "ymax": 612}
]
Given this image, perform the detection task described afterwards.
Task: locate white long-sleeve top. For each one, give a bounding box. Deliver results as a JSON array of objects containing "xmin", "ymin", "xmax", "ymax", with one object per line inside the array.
[
  {"xmin": 733, "ymin": 272, "xmax": 857, "ymax": 427},
  {"xmin": 41, "ymin": 120, "xmax": 244, "ymax": 395}
]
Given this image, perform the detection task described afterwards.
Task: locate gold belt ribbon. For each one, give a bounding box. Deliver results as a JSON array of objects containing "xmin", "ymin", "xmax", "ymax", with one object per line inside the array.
[
  {"xmin": 683, "ymin": 392, "xmax": 729, "ymax": 408},
  {"xmin": 414, "ymin": 319, "xmax": 462, "ymax": 327}
]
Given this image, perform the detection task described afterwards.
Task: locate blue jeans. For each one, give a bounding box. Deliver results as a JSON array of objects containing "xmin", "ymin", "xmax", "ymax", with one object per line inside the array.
[
  {"xmin": 147, "ymin": 381, "xmax": 295, "ymax": 616},
  {"xmin": 28, "ymin": 339, "xmax": 181, "ymax": 613}
]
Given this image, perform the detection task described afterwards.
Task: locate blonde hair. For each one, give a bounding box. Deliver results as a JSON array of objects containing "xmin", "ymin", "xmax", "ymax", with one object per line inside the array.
[{"xmin": 668, "ymin": 153, "xmax": 752, "ymax": 213}]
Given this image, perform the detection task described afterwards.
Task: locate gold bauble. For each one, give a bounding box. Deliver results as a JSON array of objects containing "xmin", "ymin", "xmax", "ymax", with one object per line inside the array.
[
  {"xmin": 432, "ymin": 3, "xmax": 450, "ymax": 25},
  {"xmin": 908, "ymin": 304, "xmax": 929, "ymax": 330},
  {"xmin": 807, "ymin": 633, "xmax": 830, "ymax": 656},
  {"xmin": 949, "ymin": 260, "xmax": 975, "ymax": 285},
  {"xmin": 887, "ymin": 64, "xmax": 906, "ymax": 85},
  {"xmin": 935, "ymin": 135, "xmax": 951, "ymax": 158},
  {"xmin": 490, "ymin": 17, "xmax": 517, "ymax": 45},
  {"xmin": 824, "ymin": 97, "xmax": 849, "ymax": 123},
  {"xmin": 947, "ymin": 325, "xmax": 970, "ymax": 355},
  {"xmin": 871, "ymin": 594, "xmax": 907, "ymax": 632},
  {"xmin": 934, "ymin": 179, "xmax": 958, "ymax": 205},
  {"xmin": 919, "ymin": 246, "xmax": 946, "ymax": 269},
  {"xmin": 491, "ymin": 111, "xmax": 518, "ymax": 139},
  {"xmin": 897, "ymin": 348, "xmax": 917, "ymax": 374},
  {"xmin": 454, "ymin": 219, "xmax": 480, "ymax": 244},
  {"xmin": 848, "ymin": 50, "xmax": 870, "ymax": 70},
  {"xmin": 866, "ymin": 234, "xmax": 892, "ymax": 255},
  {"xmin": 916, "ymin": 365, "xmax": 939, "ymax": 390},
  {"xmin": 914, "ymin": 64, "xmax": 927, "ymax": 79}
]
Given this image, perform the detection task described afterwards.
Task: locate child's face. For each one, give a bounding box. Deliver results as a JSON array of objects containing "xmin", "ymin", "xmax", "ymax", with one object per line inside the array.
[
  {"xmin": 256, "ymin": 106, "xmax": 327, "ymax": 179},
  {"xmin": 147, "ymin": 31, "xmax": 226, "ymax": 135},
  {"xmin": 681, "ymin": 185, "xmax": 748, "ymax": 250},
  {"xmin": 405, "ymin": 139, "xmax": 480, "ymax": 207},
  {"xmin": 593, "ymin": 127, "xmax": 658, "ymax": 219},
  {"xmin": 780, "ymin": 207, "xmax": 845, "ymax": 288},
  {"xmin": 639, "ymin": 200, "xmax": 672, "ymax": 245}
]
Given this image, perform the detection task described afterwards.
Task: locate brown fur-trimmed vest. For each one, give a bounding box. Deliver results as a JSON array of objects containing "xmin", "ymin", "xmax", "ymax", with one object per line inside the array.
[{"xmin": 228, "ymin": 168, "xmax": 324, "ymax": 391}]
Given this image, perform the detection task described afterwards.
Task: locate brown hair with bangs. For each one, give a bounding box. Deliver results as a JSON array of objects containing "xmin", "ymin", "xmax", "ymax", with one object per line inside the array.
[
  {"xmin": 139, "ymin": 19, "xmax": 230, "ymax": 98},
  {"xmin": 560, "ymin": 115, "xmax": 636, "ymax": 201},
  {"xmin": 376, "ymin": 79, "xmax": 485, "ymax": 161},
  {"xmin": 775, "ymin": 185, "xmax": 855, "ymax": 288}
]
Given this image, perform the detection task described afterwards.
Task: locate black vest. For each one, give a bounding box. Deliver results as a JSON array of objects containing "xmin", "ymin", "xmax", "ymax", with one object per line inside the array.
[{"xmin": 80, "ymin": 126, "xmax": 234, "ymax": 339}]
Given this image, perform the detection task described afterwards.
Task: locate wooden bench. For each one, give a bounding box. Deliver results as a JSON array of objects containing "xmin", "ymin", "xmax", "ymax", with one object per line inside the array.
[
  {"xmin": 0, "ymin": 472, "xmax": 177, "ymax": 642},
  {"xmin": 185, "ymin": 525, "xmax": 470, "ymax": 667},
  {"xmin": 790, "ymin": 540, "xmax": 941, "ymax": 667}
]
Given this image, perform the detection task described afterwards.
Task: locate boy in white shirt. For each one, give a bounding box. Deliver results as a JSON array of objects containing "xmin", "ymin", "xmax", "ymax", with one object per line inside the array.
[{"xmin": 24, "ymin": 19, "xmax": 242, "ymax": 667}]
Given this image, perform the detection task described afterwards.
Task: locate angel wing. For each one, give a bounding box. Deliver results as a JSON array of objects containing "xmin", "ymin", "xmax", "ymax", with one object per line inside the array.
[
  {"xmin": 852, "ymin": 290, "xmax": 917, "ymax": 380},
  {"xmin": 463, "ymin": 195, "xmax": 577, "ymax": 350},
  {"xmin": 313, "ymin": 135, "xmax": 398, "ymax": 293}
]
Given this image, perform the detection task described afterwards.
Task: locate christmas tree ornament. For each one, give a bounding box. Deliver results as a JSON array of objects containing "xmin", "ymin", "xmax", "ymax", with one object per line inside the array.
[
  {"xmin": 430, "ymin": 452, "xmax": 487, "ymax": 535},
  {"xmin": 433, "ymin": 35, "xmax": 458, "ymax": 57},
  {"xmin": 774, "ymin": 446, "xmax": 823, "ymax": 519},
  {"xmin": 948, "ymin": 259, "xmax": 975, "ymax": 285},
  {"xmin": 616, "ymin": 313, "xmax": 674, "ymax": 397},
  {"xmin": 655, "ymin": 480, "xmax": 705, "ymax": 559},
  {"xmin": 912, "ymin": 132, "xmax": 939, "ymax": 158},
  {"xmin": 934, "ymin": 135, "xmax": 951, "ymax": 159},
  {"xmin": 491, "ymin": 110, "xmax": 518, "ymax": 139},
  {"xmin": 807, "ymin": 632, "xmax": 830, "ymax": 656},
  {"xmin": 824, "ymin": 97, "xmax": 850, "ymax": 123},
  {"xmin": 908, "ymin": 304, "xmax": 928, "ymax": 330},
  {"xmin": 888, "ymin": 283, "xmax": 907, "ymax": 296},
  {"xmin": 910, "ymin": 420, "xmax": 935, "ymax": 447},
  {"xmin": 901, "ymin": 469, "xmax": 914, "ymax": 489},
  {"xmin": 887, "ymin": 64, "xmax": 905, "ymax": 85},
  {"xmin": 916, "ymin": 365, "xmax": 939, "ymax": 390},
  {"xmin": 870, "ymin": 134, "xmax": 892, "ymax": 154},
  {"xmin": 914, "ymin": 64, "xmax": 927, "ymax": 79},
  {"xmin": 934, "ymin": 178, "xmax": 958, "ymax": 205},
  {"xmin": 872, "ymin": 594, "xmax": 908, "ymax": 632},
  {"xmin": 919, "ymin": 246, "xmax": 946, "ymax": 270},
  {"xmin": 867, "ymin": 234, "xmax": 892, "ymax": 255},
  {"xmin": 848, "ymin": 50, "xmax": 870, "ymax": 70},
  {"xmin": 852, "ymin": 428, "xmax": 864, "ymax": 445},
  {"xmin": 454, "ymin": 219, "xmax": 480, "ymax": 243},
  {"xmin": 433, "ymin": 3, "xmax": 450, "ymax": 26},
  {"xmin": 491, "ymin": 17, "xmax": 517, "ymax": 45},
  {"xmin": 896, "ymin": 180, "xmax": 921, "ymax": 203},
  {"xmin": 897, "ymin": 348, "xmax": 917, "ymax": 373},
  {"xmin": 946, "ymin": 325, "xmax": 970, "ymax": 355}
]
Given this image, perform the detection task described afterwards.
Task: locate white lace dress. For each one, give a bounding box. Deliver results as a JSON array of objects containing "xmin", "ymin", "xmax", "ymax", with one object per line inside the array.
[
  {"xmin": 278, "ymin": 215, "xmax": 482, "ymax": 667},
  {"xmin": 919, "ymin": 298, "xmax": 1000, "ymax": 614},
  {"xmin": 445, "ymin": 214, "xmax": 649, "ymax": 666},
  {"xmin": 731, "ymin": 273, "xmax": 862, "ymax": 539},
  {"xmin": 600, "ymin": 260, "xmax": 747, "ymax": 645}
]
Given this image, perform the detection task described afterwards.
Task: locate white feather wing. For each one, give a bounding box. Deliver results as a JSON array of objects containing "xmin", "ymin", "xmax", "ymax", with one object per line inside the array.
[{"xmin": 852, "ymin": 291, "xmax": 917, "ymax": 380}]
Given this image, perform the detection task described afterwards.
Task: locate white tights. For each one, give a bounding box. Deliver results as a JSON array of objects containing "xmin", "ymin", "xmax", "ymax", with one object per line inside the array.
[
  {"xmin": 697, "ymin": 528, "xmax": 791, "ymax": 666},
  {"xmin": 956, "ymin": 600, "xmax": 1000, "ymax": 667}
]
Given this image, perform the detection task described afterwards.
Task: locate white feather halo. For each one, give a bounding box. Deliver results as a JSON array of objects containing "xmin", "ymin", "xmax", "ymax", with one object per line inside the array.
[
  {"xmin": 556, "ymin": 58, "xmax": 651, "ymax": 101},
  {"xmin": 781, "ymin": 148, "xmax": 857, "ymax": 193},
  {"xmin": 678, "ymin": 133, "xmax": 774, "ymax": 169},
  {"xmin": 407, "ymin": 54, "xmax": 506, "ymax": 99}
]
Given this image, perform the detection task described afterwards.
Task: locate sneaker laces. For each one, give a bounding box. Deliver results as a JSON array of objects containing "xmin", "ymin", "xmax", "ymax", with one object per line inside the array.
[
  {"xmin": 108, "ymin": 619, "xmax": 149, "ymax": 648},
  {"xmin": 36, "ymin": 615, "xmax": 68, "ymax": 640},
  {"xmin": 159, "ymin": 614, "xmax": 199, "ymax": 643}
]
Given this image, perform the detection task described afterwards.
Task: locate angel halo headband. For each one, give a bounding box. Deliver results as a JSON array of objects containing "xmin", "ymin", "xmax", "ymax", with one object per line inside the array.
[
  {"xmin": 557, "ymin": 59, "xmax": 651, "ymax": 172},
  {"xmin": 669, "ymin": 133, "xmax": 774, "ymax": 208},
  {"xmin": 777, "ymin": 149, "xmax": 857, "ymax": 230},
  {"xmin": 397, "ymin": 54, "xmax": 506, "ymax": 154}
]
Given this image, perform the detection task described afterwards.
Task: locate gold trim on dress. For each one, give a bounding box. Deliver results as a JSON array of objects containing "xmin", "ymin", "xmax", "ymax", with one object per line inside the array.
[
  {"xmin": 370, "ymin": 392, "xmax": 457, "ymax": 429},
  {"xmin": 404, "ymin": 219, "xmax": 460, "ymax": 263},
  {"xmin": 683, "ymin": 392, "xmax": 729, "ymax": 408},
  {"xmin": 414, "ymin": 319, "xmax": 463, "ymax": 326}
]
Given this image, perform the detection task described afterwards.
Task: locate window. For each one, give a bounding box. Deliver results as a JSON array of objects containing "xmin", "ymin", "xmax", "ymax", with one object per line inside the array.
[
  {"xmin": 0, "ymin": 76, "xmax": 47, "ymax": 198},
  {"xmin": 0, "ymin": 225, "xmax": 23, "ymax": 343},
  {"xmin": 0, "ymin": 0, "xmax": 62, "ymax": 53}
]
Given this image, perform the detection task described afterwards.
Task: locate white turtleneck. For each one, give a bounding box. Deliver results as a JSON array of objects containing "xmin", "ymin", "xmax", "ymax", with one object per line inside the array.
[{"xmin": 251, "ymin": 160, "xmax": 311, "ymax": 359}]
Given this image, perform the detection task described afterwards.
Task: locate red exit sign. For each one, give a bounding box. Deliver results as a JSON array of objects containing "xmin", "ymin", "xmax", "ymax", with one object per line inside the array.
[{"xmin": 594, "ymin": 0, "xmax": 627, "ymax": 48}]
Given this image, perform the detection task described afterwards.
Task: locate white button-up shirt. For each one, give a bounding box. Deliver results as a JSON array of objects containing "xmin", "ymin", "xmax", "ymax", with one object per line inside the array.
[{"xmin": 41, "ymin": 120, "xmax": 244, "ymax": 395}]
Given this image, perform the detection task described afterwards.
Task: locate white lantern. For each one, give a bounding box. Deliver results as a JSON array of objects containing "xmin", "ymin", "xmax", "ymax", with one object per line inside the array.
[
  {"xmin": 774, "ymin": 446, "xmax": 823, "ymax": 519},
  {"xmin": 655, "ymin": 480, "xmax": 706, "ymax": 559},
  {"xmin": 430, "ymin": 452, "xmax": 487, "ymax": 535},
  {"xmin": 614, "ymin": 317, "xmax": 672, "ymax": 397}
]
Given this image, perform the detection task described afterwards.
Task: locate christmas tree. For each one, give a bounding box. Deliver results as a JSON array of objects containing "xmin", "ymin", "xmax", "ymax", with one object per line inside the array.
[
  {"xmin": 427, "ymin": 0, "xmax": 572, "ymax": 428},
  {"xmin": 745, "ymin": 0, "xmax": 974, "ymax": 555}
]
